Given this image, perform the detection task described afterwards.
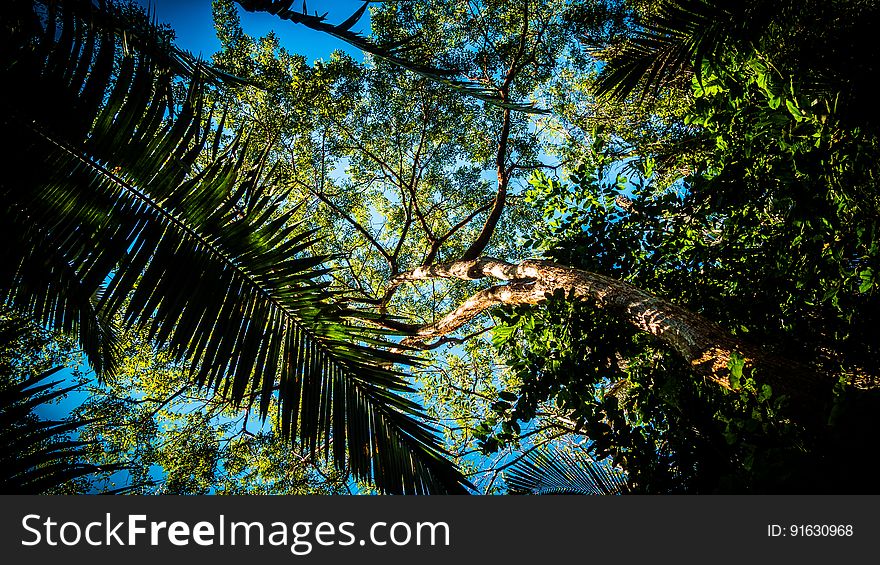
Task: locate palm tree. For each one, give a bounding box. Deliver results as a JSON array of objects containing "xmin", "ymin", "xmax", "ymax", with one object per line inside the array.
[
  {"xmin": 0, "ymin": 367, "xmax": 116, "ymax": 493},
  {"xmin": 591, "ymin": 0, "xmax": 737, "ymax": 100},
  {"xmin": 0, "ymin": 0, "xmax": 468, "ymax": 494}
]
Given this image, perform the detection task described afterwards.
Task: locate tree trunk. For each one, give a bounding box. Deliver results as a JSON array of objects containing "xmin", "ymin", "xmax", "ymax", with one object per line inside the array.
[{"xmin": 391, "ymin": 257, "xmax": 833, "ymax": 425}]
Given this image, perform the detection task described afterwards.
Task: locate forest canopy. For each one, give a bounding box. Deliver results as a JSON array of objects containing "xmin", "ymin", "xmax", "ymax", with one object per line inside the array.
[{"xmin": 2, "ymin": 0, "xmax": 879, "ymax": 494}]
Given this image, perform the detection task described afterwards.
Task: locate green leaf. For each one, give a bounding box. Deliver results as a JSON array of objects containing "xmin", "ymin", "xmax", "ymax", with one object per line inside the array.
[
  {"xmin": 785, "ymin": 99, "xmax": 804, "ymax": 121},
  {"xmin": 728, "ymin": 352, "xmax": 745, "ymax": 389},
  {"xmin": 859, "ymin": 268, "xmax": 874, "ymax": 293}
]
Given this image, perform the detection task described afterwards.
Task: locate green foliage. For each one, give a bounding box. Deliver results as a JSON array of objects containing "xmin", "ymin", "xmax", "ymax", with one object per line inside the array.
[
  {"xmin": 594, "ymin": 0, "xmax": 729, "ymax": 100},
  {"xmin": 0, "ymin": 0, "xmax": 468, "ymax": 494},
  {"xmin": 484, "ymin": 0, "xmax": 880, "ymax": 493},
  {"xmin": 205, "ymin": 0, "xmax": 579, "ymax": 493},
  {"xmin": 490, "ymin": 121, "xmax": 880, "ymax": 489},
  {"xmin": 234, "ymin": 0, "xmax": 545, "ymax": 113}
]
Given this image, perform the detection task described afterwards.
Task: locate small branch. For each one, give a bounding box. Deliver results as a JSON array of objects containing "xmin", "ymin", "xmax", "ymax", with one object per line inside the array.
[
  {"xmin": 424, "ymin": 199, "xmax": 495, "ymax": 265},
  {"xmin": 309, "ymin": 187, "xmax": 395, "ymax": 270}
]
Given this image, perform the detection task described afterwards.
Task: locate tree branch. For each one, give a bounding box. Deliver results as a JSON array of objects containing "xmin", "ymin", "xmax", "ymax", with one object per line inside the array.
[
  {"xmin": 459, "ymin": 105, "xmax": 513, "ymax": 261},
  {"xmin": 390, "ymin": 257, "xmax": 833, "ymax": 423},
  {"xmin": 310, "ymin": 188, "xmax": 395, "ymax": 270},
  {"xmin": 400, "ymin": 281, "xmax": 538, "ymax": 346},
  {"xmin": 424, "ymin": 199, "xmax": 495, "ymax": 265}
]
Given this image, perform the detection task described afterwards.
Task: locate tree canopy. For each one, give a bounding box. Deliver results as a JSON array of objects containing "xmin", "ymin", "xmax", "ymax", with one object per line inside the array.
[{"xmin": 2, "ymin": 0, "xmax": 879, "ymax": 494}]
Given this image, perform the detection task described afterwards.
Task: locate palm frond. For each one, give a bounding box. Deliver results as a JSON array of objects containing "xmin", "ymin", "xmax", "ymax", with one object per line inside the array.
[
  {"xmin": 0, "ymin": 320, "xmax": 122, "ymax": 493},
  {"xmin": 505, "ymin": 448, "xmax": 628, "ymax": 495},
  {"xmin": 234, "ymin": 0, "xmax": 546, "ymax": 114},
  {"xmin": 33, "ymin": 0, "xmax": 249, "ymax": 86},
  {"xmin": 594, "ymin": 0, "xmax": 732, "ymax": 100},
  {"xmin": 0, "ymin": 0, "xmax": 469, "ymax": 493}
]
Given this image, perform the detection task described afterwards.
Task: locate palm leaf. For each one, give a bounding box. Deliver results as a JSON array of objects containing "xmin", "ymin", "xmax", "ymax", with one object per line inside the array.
[
  {"xmin": 234, "ymin": 0, "xmax": 546, "ymax": 114},
  {"xmin": 0, "ymin": 320, "xmax": 123, "ymax": 493},
  {"xmin": 594, "ymin": 0, "xmax": 734, "ymax": 100},
  {"xmin": 41, "ymin": 0, "xmax": 249, "ymax": 86},
  {"xmin": 0, "ymin": 0, "xmax": 469, "ymax": 494},
  {"xmin": 505, "ymin": 448, "xmax": 628, "ymax": 495}
]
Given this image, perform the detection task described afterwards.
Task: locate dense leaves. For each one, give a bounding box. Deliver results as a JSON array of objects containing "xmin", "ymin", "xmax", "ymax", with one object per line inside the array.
[
  {"xmin": 233, "ymin": 0, "xmax": 546, "ymax": 113},
  {"xmin": 486, "ymin": 0, "xmax": 880, "ymax": 492},
  {"xmin": 0, "ymin": 0, "xmax": 468, "ymax": 494},
  {"xmin": 4, "ymin": 0, "xmax": 880, "ymax": 495}
]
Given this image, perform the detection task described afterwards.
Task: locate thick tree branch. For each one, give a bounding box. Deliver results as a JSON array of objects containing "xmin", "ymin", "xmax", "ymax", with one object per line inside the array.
[
  {"xmin": 391, "ymin": 257, "xmax": 833, "ymax": 423},
  {"xmin": 457, "ymin": 4, "xmax": 539, "ymax": 262},
  {"xmin": 400, "ymin": 282, "xmax": 536, "ymax": 346},
  {"xmin": 459, "ymin": 105, "xmax": 513, "ymax": 261},
  {"xmin": 391, "ymin": 256, "xmax": 524, "ymax": 287}
]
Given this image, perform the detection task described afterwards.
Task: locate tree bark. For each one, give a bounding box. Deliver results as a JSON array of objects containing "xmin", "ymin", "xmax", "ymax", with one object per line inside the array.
[
  {"xmin": 459, "ymin": 105, "xmax": 512, "ymax": 261},
  {"xmin": 391, "ymin": 257, "xmax": 833, "ymax": 424}
]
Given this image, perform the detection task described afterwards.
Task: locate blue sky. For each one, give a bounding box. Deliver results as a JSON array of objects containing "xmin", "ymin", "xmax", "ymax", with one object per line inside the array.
[{"xmin": 136, "ymin": 0, "xmax": 370, "ymax": 62}]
